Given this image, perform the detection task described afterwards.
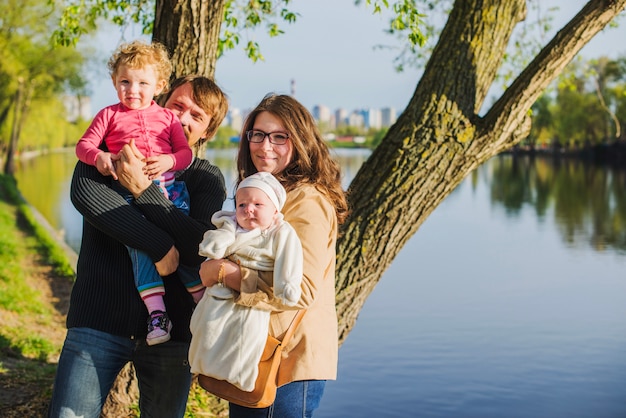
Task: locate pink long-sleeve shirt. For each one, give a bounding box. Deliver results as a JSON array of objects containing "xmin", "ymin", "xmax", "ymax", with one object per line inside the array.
[{"xmin": 76, "ymin": 101, "xmax": 192, "ymax": 171}]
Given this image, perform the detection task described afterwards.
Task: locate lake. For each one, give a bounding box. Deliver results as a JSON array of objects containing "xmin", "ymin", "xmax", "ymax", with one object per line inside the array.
[{"xmin": 14, "ymin": 149, "xmax": 626, "ymax": 418}]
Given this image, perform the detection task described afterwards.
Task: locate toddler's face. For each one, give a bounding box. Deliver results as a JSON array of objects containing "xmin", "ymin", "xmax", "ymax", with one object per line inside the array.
[
  {"xmin": 112, "ymin": 64, "xmax": 166, "ymax": 111},
  {"xmin": 235, "ymin": 187, "xmax": 278, "ymax": 231}
]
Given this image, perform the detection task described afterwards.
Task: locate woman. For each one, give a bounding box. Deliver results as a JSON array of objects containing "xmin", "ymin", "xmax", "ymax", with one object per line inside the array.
[
  {"xmin": 199, "ymin": 93, "xmax": 348, "ymax": 418},
  {"xmin": 48, "ymin": 75, "xmax": 229, "ymax": 418}
]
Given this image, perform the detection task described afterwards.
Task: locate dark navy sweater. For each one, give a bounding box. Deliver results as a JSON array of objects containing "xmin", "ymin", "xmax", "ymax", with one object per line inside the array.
[{"xmin": 66, "ymin": 158, "xmax": 226, "ymax": 342}]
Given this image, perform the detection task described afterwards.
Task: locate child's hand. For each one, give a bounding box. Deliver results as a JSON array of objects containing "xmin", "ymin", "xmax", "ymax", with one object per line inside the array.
[
  {"xmin": 144, "ymin": 155, "xmax": 175, "ymax": 180},
  {"xmin": 155, "ymin": 245, "xmax": 179, "ymax": 276},
  {"xmin": 95, "ymin": 152, "xmax": 117, "ymax": 180}
]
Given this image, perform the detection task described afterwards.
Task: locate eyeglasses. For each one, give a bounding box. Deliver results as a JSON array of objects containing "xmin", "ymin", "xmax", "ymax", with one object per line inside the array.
[{"xmin": 246, "ymin": 129, "xmax": 290, "ymax": 145}]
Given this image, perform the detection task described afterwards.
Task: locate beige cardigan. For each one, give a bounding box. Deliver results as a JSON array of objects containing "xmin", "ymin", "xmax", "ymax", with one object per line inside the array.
[{"xmin": 236, "ymin": 184, "xmax": 339, "ymax": 385}]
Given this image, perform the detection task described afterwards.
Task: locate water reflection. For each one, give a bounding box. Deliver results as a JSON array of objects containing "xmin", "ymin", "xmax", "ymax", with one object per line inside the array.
[
  {"xmin": 12, "ymin": 150, "xmax": 626, "ymax": 257},
  {"xmin": 487, "ymin": 155, "xmax": 626, "ymax": 253},
  {"xmin": 14, "ymin": 149, "xmax": 81, "ymax": 251}
]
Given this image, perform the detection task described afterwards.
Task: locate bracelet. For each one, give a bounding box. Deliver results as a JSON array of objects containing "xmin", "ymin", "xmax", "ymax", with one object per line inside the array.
[{"xmin": 217, "ymin": 261, "xmax": 226, "ymax": 287}]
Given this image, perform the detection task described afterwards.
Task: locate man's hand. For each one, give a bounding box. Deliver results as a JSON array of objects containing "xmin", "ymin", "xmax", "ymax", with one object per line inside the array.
[
  {"xmin": 155, "ymin": 245, "xmax": 179, "ymax": 276},
  {"xmin": 115, "ymin": 139, "xmax": 152, "ymax": 198}
]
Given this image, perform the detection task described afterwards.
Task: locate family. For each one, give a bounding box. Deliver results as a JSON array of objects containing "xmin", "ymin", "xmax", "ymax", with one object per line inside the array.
[{"xmin": 47, "ymin": 39, "xmax": 348, "ymax": 418}]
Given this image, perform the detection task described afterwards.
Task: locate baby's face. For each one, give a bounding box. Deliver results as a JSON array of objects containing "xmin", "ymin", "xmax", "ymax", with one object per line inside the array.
[{"xmin": 235, "ymin": 187, "xmax": 278, "ymax": 231}]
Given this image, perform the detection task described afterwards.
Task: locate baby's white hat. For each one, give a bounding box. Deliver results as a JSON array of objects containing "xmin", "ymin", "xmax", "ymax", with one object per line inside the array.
[{"xmin": 238, "ymin": 172, "xmax": 286, "ymax": 211}]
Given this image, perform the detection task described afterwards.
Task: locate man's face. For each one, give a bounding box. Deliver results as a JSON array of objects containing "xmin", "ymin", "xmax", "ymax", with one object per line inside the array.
[{"xmin": 164, "ymin": 83, "xmax": 212, "ymax": 147}]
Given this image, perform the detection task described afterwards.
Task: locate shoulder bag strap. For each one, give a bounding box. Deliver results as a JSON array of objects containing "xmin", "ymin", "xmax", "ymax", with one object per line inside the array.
[{"xmin": 279, "ymin": 310, "xmax": 306, "ymax": 345}]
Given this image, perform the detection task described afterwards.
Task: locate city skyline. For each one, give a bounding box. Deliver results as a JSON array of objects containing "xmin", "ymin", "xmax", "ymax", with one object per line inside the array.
[
  {"xmin": 224, "ymin": 102, "xmax": 399, "ymax": 132},
  {"xmin": 64, "ymin": 93, "xmax": 400, "ymax": 133}
]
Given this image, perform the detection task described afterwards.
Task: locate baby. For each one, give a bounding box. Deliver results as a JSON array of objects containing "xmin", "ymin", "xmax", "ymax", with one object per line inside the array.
[{"xmin": 189, "ymin": 171, "xmax": 303, "ymax": 391}]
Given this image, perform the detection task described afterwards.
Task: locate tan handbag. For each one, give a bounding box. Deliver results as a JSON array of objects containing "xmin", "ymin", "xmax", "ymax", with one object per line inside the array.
[{"xmin": 197, "ymin": 310, "xmax": 306, "ymax": 408}]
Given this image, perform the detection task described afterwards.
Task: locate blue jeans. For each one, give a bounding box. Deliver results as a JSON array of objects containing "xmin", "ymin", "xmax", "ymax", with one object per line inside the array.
[
  {"xmin": 229, "ymin": 380, "xmax": 326, "ymax": 418},
  {"xmin": 47, "ymin": 327, "xmax": 192, "ymax": 418},
  {"xmin": 130, "ymin": 248, "xmax": 202, "ymax": 296}
]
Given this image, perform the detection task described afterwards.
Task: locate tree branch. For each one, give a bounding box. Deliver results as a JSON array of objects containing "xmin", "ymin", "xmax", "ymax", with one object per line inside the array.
[{"xmin": 481, "ymin": 0, "xmax": 626, "ymax": 152}]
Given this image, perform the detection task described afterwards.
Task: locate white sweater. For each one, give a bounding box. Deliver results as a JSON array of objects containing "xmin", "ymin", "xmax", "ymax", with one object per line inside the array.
[{"xmin": 189, "ymin": 210, "xmax": 303, "ymax": 390}]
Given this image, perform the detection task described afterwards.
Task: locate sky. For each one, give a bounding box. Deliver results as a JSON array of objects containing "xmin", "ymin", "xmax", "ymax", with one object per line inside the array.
[{"xmin": 84, "ymin": 0, "xmax": 626, "ymax": 117}]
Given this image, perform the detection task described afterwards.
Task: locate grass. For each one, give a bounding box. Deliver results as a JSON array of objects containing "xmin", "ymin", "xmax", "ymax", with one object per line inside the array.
[
  {"xmin": 0, "ymin": 175, "xmax": 73, "ymax": 360},
  {"xmin": 0, "ymin": 174, "xmax": 75, "ymax": 416},
  {"xmin": 0, "ymin": 173, "xmax": 227, "ymax": 417}
]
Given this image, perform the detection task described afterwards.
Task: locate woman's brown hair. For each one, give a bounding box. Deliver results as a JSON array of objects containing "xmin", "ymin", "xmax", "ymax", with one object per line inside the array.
[{"xmin": 237, "ymin": 94, "xmax": 348, "ymax": 224}]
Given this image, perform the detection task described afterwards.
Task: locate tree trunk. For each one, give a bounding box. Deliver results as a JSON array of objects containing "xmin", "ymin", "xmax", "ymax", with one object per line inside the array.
[
  {"xmin": 5, "ymin": 77, "xmax": 32, "ymax": 175},
  {"xmin": 335, "ymin": 0, "xmax": 626, "ymax": 344},
  {"xmin": 5, "ymin": 79, "xmax": 22, "ymax": 175},
  {"xmin": 153, "ymin": 0, "xmax": 225, "ymax": 79},
  {"xmin": 101, "ymin": 364, "xmax": 138, "ymax": 417}
]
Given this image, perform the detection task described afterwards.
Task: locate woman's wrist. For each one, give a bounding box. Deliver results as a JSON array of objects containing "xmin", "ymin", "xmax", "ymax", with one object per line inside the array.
[
  {"xmin": 200, "ymin": 259, "xmax": 230, "ymax": 288},
  {"xmin": 217, "ymin": 261, "xmax": 226, "ymax": 287}
]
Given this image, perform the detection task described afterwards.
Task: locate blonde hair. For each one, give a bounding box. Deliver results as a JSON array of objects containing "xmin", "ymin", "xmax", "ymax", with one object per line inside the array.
[
  {"xmin": 237, "ymin": 94, "xmax": 349, "ymax": 224},
  {"xmin": 108, "ymin": 40, "xmax": 172, "ymax": 89}
]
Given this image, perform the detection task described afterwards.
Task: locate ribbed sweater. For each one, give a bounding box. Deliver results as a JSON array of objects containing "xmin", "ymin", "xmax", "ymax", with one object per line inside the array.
[{"xmin": 66, "ymin": 158, "xmax": 226, "ymax": 341}]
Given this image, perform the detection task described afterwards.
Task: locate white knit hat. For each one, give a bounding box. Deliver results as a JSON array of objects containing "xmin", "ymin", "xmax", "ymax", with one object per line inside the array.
[{"xmin": 237, "ymin": 172, "xmax": 286, "ymax": 211}]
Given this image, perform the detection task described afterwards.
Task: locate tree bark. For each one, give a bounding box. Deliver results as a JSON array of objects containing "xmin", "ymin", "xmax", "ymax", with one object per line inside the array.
[
  {"xmin": 4, "ymin": 79, "xmax": 22, "ymax": 175},
  {"xmin": 153, "ymin": 0, "xmax": 225, "ymax": 79},
  {"xmin": 5, "ymin": 78, "xmax": 32, "ymax": 175},
  {"xmin": 335, "ymin": 0, "xmax": 626, "ymax": 344},
  {"xmin": 101, "ymin": 364, "xmax": 138, "ymax": 417}
]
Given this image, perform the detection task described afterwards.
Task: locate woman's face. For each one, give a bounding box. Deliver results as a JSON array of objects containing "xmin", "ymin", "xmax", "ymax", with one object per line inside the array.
[
  {"xmin": 249, "ymin": 111, "xmax": 294, "ymax": 175},
  {"xmin": 164, "ymin": 82, "xmax": 212, "ymax": 147}
]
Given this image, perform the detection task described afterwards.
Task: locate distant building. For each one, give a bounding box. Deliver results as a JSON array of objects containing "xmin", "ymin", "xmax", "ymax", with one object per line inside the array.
[
  {"xmin": 347, "ymin": 111, "xmax": 364, "ymax": 129},
  {"xmin": 63, "ymin": 95, "xmax": 92, "ymax": 122},
  {"xmin": 313, "ymin": 104, "xmax": 333, "ymax": 130},
  {"xmin": 335, "ymin": 108, "xmax": 348, "ymax": 128},
  {"xmin": 328, "ymin": 114, "xmax": 337, "ymax": 131},
  {"xmin": 381, "ymin": 107, "xmax": 397, "ymax": 127},
  {"xmin": 228, "ymin": 107, "xmax": 244, "ymax": 132},
  {"xmin": 360, "ymin": 108, "xmax": 382, "ymax": 130},
  {"xmin": 313, "ymin": 104, "xmax": 331, "ymax": 123}
]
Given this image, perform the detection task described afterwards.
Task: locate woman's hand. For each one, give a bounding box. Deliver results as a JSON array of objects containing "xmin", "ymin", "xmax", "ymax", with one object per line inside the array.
[
  {"xmin": 200, "ymin": 259, "xmax": 241, "ymax": 291},
  {"xmin": 115, "ymin": 139, "xmax": 152, "ymax": 198}
]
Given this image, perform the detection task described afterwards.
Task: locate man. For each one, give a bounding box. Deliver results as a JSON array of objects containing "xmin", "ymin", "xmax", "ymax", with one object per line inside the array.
[{"xmin": 48, "ymin": 76, "xmax": 228, "ymax": 417}]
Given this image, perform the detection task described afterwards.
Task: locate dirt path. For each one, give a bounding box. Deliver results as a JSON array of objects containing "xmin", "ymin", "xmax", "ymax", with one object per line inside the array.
[{"xmin": 0, "ymin": 227, "xmax": 74, "ymax": 417}]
